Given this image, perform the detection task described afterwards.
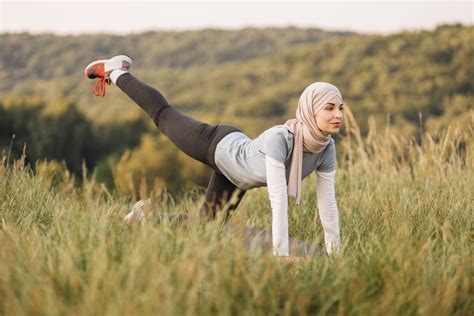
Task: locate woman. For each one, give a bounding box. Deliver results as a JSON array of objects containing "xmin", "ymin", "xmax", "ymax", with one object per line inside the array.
[{"xmin": 85, "ymin": 55, "xmax": 343, "ymax": 257}]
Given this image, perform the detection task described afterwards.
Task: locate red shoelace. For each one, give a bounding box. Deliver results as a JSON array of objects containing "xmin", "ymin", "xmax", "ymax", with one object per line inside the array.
[{"xmin": 93, "ymin": 77, "xmax": 109, "ymax": 97}]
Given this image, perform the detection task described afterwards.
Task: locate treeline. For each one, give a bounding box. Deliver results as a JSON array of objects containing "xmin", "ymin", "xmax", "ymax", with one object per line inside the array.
[
  {"xmin": 0, "ymin": 24, "xmax": 472, "ymax": 195},
  {"xmin": 0, "ymin": 27, "xmax": 352, "ymax": 90},
  {"xmin": 0, "ymin": 97, "xmax": 210, "ymax": 196}
]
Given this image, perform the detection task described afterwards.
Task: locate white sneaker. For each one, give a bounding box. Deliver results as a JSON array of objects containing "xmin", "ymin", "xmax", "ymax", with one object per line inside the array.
[
  {"xmin": 123, "ymin": 199, "xmax": 151, "ymax": 226},
  {"xmin": 84, "ymin": 54, "xmax": 133, "ymax": 96}
]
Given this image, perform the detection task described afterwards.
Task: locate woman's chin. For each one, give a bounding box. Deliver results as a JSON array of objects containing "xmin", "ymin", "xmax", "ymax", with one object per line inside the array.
[
  {"xmin": 320, "ymin": 126, "xmax": 341, "ymax": 136},
  {"xmin": 327, "ymin": 128, "xmax": 340, "ymax": 135}
]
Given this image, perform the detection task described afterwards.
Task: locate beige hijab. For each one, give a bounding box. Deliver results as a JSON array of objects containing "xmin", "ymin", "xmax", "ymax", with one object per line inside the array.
[{"xmin": 283, "ymin": 82, "xmax": 343, "ymax": 205}]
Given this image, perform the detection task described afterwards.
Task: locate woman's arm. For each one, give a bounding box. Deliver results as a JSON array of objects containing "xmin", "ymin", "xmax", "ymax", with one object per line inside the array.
[
  {"xmin": 316, "ymin": 170, "xmax": 341, "ymax": 255},
  {"xmin": 265, "ymin": 156, "xmax": 289, "ymax": 256}
]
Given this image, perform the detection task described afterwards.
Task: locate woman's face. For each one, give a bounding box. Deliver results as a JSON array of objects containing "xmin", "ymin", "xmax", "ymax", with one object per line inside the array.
[{"xmin": 315, "ymin": 96, "xmax": 344, "ymax": 136}]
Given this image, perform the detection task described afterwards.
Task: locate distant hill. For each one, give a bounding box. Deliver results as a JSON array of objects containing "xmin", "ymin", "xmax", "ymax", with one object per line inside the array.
[
  {"xmin": 0, "ymin": 24, "xmax": 472, "ymax": 137},
  {"xmin": 0, "ymin": 27, "xmax": 352, "ymax": 87}
]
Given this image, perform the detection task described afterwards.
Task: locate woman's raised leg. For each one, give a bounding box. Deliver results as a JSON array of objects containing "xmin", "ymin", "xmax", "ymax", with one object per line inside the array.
[
  {"xmin": 116, "ymin": 73, "xmax": 240, "ymax": 169},
  {"xmin": 85, "ymin": 55, "xmax": 241, "ymax": 169}
]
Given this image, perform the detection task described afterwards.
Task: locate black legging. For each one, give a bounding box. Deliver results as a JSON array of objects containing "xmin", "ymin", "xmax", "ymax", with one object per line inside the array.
[{"xmin": 116, "ymin": 73, "xmax": 246, "ymax": 219}]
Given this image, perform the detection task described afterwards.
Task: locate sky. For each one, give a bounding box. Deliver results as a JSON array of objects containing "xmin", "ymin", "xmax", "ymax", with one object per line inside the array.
[{"xmin": 0, "ymin": 0, "xmax": 472, "ymax": 35}]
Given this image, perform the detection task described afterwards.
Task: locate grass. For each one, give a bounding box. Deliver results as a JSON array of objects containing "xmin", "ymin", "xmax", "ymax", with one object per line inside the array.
[{"xmin": 0, "ymin": 116, "xmax": 472, "ymax": 315}]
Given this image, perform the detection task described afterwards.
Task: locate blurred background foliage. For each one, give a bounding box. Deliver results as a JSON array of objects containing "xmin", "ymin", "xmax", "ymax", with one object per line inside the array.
[{"xmin": 0, "ymin": 24, "xmax": 472, "ymax": 196}]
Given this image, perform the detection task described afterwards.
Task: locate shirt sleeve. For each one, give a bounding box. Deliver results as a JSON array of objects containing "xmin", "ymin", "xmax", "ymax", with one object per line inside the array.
[
  {"xmin": 265, "ymin": 155, "xmax": 289, "ymax": 256},
  {"xmin": 317, "ymin": 140, "xmax": 336, "ymax": 172},
  {"xmin": 316, "ymin": 169, "xmax": 341, "ymax": 255},
  {"xmin": 261, "ymin": 128, "xmax": 289, "ymax": 163}
]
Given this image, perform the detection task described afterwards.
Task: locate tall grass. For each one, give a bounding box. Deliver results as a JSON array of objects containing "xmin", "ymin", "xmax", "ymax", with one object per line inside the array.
[{"xmin": 0, "ymin": 114, "xmax": 472, "ymax": 315}]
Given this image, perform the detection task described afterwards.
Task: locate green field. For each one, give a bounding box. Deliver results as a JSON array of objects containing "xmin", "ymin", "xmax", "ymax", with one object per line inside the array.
[{"xmin": 1, "ymin": 119, "xmax": 472, "ymax": 315}]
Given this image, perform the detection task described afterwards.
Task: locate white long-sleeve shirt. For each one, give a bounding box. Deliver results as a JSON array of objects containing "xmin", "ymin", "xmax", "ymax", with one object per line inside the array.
[{"xmin": 214, "ymin": 126, "xmax": 340, "ymax": 256}]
